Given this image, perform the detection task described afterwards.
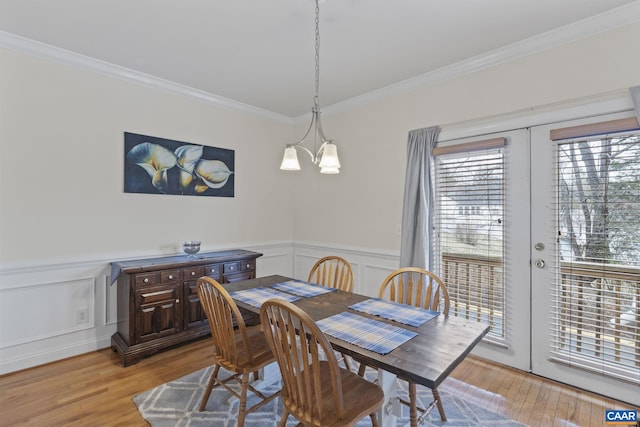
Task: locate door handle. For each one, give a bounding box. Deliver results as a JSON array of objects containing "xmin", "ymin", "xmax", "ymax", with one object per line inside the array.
[{"xmin": 535, "ymin": 259, "xmax": 545, "ymax": 268}]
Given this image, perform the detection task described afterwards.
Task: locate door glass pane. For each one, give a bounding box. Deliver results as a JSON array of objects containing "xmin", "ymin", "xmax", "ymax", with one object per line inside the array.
[
  {"xmin": 435, "ymin": 148, "xmax": 505, "ymax": 339},
  {"xmin": 552, "ymin": 131, "xmax": 640, "ymax": 382}
]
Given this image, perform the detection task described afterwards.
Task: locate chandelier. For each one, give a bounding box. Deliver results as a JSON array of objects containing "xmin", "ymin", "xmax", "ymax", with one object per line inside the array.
[{"xmin": 279, "ymin": 0, "xmax": 341, "ymax": 174}]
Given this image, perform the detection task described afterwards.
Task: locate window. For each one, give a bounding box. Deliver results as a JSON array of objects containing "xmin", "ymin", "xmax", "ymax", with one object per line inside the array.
[{"xmin": 434, "ymin": 139, "xmax": 506, "ymax": 339}]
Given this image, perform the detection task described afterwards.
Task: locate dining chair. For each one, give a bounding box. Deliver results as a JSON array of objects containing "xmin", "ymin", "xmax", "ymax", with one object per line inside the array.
[
  {"xmin": 308, "ymin": 255, "xmax": 354, "ymax": 293},
  {"xmin": 308, "ymin": 255, "xmax": 355, "ymax": 370},
  {"xmin": 357, "ymin": 267, "xmax": 450, "ymax": 426},
  {"xmin": 196, "ymin": 276, "xmax": 280, "ymax": 427},
  {"xmin": 260, "ymin": 298, "xmax": 385, "ymax": 427}
]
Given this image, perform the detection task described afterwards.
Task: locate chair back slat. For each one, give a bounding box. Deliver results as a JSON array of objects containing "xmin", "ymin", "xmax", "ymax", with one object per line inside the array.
[
  {"xmin": 379, "ymin": 267, "xmax": 450, "ymax": 314},
  {"xmin": 308, "ymin": 256, "xmax": 354, "ymax": 292},
  {"xmin": 407, "ymin": 273, "xmax": 415, "ymax": 305}
]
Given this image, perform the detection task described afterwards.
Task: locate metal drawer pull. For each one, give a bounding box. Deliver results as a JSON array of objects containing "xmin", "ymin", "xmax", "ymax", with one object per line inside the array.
[
  {"xmin": 191, "ymin": 271, "xmax": 196, "ymax": 276},
  {"xmin": 168, "ymin": 275, "xmax": 174, "ymax": 280},
  {"xmin": 143, "ymin": 278, "xmax": 149, "ymax": 283}
]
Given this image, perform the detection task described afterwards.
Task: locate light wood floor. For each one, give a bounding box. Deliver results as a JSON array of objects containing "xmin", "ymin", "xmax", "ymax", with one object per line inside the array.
[{"xmin": 0, "ymin": 339, "xmax": 637, "ymax": 426}]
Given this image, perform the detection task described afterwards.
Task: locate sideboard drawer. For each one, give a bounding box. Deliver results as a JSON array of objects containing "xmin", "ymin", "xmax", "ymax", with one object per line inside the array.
[
  {"xmin": 225, "ymin": 271, "xmax": 254, "ymax": 282},
  {"xmin": 204, "ymin": 263, "xmax": 222, "ymax": 279},
  {"xmin": 135, "ymin": 272, "xmax": 160, "ymax": 287},
  {"xmin": 240, "ymin": 259, "xmax": 255, "ymax": 272},
  {"xmin": 183, "ymin": 266, "xmax": 204, "ymax": 280},
  {"xmin": 161, "ymin": 269, "xmax": 181, "ymax": 283},
  {"xmin": 223, "ymin": 262, "xmax": 240, "ymax": 274}
]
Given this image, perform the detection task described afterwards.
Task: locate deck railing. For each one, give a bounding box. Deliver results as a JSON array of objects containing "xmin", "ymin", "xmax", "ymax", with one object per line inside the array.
[
  {"xmin": 558, "ymin": 261, "xmax": 640, "ymax": 369},
  {"xmin": 439, "ymin": 253, "xmax": 639, "ymax": 369},
  {"xmin": 440, "ymin": 252, "xmax": 504, "ymax": 337}
]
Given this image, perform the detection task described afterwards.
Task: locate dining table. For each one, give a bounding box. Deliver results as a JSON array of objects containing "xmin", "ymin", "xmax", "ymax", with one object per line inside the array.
[{"xmin": 224, "ymin": 274, "xmax": 490, "ymax": 427}]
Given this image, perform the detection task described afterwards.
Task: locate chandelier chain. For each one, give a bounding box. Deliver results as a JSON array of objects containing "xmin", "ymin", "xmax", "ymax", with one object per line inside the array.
[{"xmin": 314, "ymin": 0, "xmax": 320, "ymax": 110}]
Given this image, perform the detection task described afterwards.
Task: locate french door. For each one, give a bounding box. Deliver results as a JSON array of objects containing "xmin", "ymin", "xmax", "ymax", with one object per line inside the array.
[
  {"xmin": 436, "ymin": 111, "xmax": 639, "ymax": 406},
  {"xmin": 531, "ymin": 112, "xmax": 640, "ymax": 406},
  {"xmin": 434, "ymin": 129, "xmax": 531, "ymax": 371}
]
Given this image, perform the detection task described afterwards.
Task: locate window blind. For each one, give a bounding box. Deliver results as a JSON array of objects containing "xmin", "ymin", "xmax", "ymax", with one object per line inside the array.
[
  {"xmin": 434, "ymin": 143, "xmax": 506, "ymax": 339},
  {"xmin": 551, "ymin": 125, "xmax": 640, "ymax": 383}
]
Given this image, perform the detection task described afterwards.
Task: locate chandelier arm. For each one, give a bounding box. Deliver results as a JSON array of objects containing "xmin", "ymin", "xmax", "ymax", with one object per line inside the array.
[
  {"xmin": 295, "ymin": 144, "xmax": 316, "ymax": 162},
  {"xmin": 314, "ymin": 110, "xmax": 330, "ymax": 144},
  {"xmin": 292, "ymin": 110, "xmax": 317, "ymax": 147}
]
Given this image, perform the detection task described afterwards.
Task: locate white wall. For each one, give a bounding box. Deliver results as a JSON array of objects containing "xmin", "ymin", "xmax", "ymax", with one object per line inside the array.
[
  {"xmin": 291, "ymin": 22, "xmax": 640, "ymax": 251},
  {"xmin": 0, "ymin": 48, "xmax": 295, "ymax": 266},
  {"xmin": 1, "ymin": 21, "xmax": 639, "ymax": 374}
]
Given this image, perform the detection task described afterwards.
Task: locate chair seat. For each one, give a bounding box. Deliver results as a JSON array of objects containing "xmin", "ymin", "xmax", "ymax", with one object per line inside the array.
[
  {"xmin": 281, "ymin": 361, "xmax": 384, "ymax": 427},
  {"xmin": 225, "ymin": 325, "xmax": 274, "ymax": 371}
]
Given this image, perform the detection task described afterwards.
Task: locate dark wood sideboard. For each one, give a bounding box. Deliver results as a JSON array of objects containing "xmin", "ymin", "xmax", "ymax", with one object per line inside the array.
[{"xmin": 110, "ymin": 249, "xmax": 263, "ymax": 366}]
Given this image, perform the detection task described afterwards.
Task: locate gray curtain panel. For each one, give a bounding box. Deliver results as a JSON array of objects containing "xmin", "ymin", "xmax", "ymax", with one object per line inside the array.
[
  {"xmin": 630, "ymin": 86, "xmax": 640, "ymax": 123},
  {"xmin": 399, "ymin": 126, "xmax": 440, "ymax": 269}
]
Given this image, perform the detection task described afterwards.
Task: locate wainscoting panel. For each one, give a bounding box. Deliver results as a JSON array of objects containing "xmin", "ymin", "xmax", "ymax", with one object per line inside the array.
[
  {"xmin": 0, "ymin": 260, "xmax": 113, "ymax": 374},
  {"xmin": 360, "ymin": 262, "xmax": 399, "ymax": 297},
  {"xmin": 0, "ymin": 277, "xmax": 95, "ymax": 348},
  {"xmin": 246, "ymin": 243, "xmax": 294, "ymax": 278}
]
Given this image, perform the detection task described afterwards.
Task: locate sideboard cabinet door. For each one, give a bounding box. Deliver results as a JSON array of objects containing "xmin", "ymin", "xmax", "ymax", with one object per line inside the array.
[{"xmin": 135, "ymin": 284, "xmax": 182, "ymax": 342}]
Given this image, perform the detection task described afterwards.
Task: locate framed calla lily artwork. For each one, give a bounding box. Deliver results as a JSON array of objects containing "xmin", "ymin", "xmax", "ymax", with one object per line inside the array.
[{"xmin": 124, "ymin": 132, "xmax": 234, "ymax": 197}]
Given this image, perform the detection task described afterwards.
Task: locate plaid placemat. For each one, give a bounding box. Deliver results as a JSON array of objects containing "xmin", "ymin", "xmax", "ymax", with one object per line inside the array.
[
  {"xmin": 316, "ymin": 311, "xmax": 417, "ymax": 355},
  {"xmin": 270, "ymin": 279, "xmax": 337, "ymax": 297},
  {"xmin": 229, "ymin": 287, "xmax": 300, "ymax": 309},
  {"xmin": 349, "ymin": 298, "xmax": 439, "ymax": 327}
]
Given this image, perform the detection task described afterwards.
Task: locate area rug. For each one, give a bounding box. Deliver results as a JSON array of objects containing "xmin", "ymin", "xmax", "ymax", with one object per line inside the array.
[{"xmin": 134, "ymin": 366, "xmax": 528, "ymax": 426}]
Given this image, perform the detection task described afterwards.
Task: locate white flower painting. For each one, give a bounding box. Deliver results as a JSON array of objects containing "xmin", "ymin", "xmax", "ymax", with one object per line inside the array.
[{"xmin": 124, "ymin": 132, "xmax": 234, "ymax": 197}]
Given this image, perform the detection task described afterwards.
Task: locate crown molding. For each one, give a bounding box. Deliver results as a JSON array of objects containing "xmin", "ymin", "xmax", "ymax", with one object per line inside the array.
[
  {"xmin": 0, "ymin": 31, "xmax": 292, "ymax": 125},
  {"xmin": 322, "ymin": 1, "xmax": 640, "ymax": 117},
  {"xmin": 438, "ymin": 91, "xmax": 634, "ymax": 142}
]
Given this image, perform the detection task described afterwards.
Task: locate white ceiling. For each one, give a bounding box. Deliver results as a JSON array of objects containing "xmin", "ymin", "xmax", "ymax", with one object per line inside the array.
[{"xmin": 1, "ymin": 0, "xmax": 639, "ymax": 117}]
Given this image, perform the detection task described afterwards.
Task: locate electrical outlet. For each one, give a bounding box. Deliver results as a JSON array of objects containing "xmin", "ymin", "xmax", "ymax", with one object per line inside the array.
[{"xmin": 76, "ymin": 308, "xmax": 89, "ymax": 324}]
